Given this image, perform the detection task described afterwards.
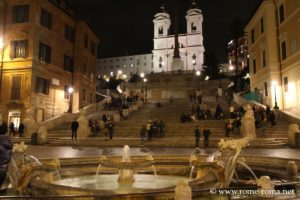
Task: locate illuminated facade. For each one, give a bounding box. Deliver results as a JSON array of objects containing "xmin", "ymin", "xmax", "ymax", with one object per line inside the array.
[
  {"xmin": 245, "ymin": 0, "xmax": 300, "ymax": 109},
  {"xmin": 152, "ymin": 2, "xmax": 205, "ymax": 72},
  {"xmin": 227, "ymin": 36, "xmax": 248, "ymax": 74},
  {"xmin": 97, "ymin": 54, "xmax": 153, "ymax": 79},
  {"xmin": 0, "ymin": 0, "xmax": 99, "ymax": 127}
]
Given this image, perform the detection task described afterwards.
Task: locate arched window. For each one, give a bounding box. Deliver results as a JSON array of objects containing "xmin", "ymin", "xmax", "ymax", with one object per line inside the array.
[
  {"xmin": 192, "ymin": 54, "xmax": 197, "ymax": 65},
  {"xmin": 191, "ymin": 22, "xmax": 197, "ymax": 32}
]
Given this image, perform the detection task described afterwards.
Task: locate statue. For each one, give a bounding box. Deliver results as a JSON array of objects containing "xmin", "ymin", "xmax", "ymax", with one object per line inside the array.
[
  {"xmin": 241, "ymin": 104, "xmax": 256, "ymax": 138},
  {"xmin": 23, "ymin": 108, "xmax": 37, "ymax": 137}
]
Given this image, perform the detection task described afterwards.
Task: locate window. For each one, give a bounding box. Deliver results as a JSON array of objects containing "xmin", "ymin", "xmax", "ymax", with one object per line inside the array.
[
  {"xmin": 264, "ymin": 82, "xmax": 268, "ymax": 97},
  {"xmin": 84, "ymin": 34, "xmax": 88, "ymax": 48},
  {"xmin": 158, "ymin": 27, "xmax": 163, "ymax": 35},
  {"xmin": 40, "ymin": 8, "xmax": 52, "ymax": 29},
  {"xmin": 65, "ymin": 25, "xmax": 75, "ymax": 42},
  {"xmin": 262, "ymin": 50, "xmax": 266, "ymax": 67},
  {"xmin": 251, "ymin": 29, "xmax": 255, "ymax": 44},
  {"xmin": 90, "ymin": 41, "xmax": 96, "ymax": 55},
  {"xmin": 11, "ymin": 76, "xmax": 21, "ymax": 100},
  {"xmin": 13, "ymin": 5, "xmax": 29, "ymax": 23},
  {"xmin": 64, "ymin": 55, "xmax": 73, "ymax": 72},
  {"xmin": 64, "ymin": 85, "xmax": 70, "ymax": 99},
  {"xmin": 291, "ymin": 37, "xmax": 298, "ymax": 54},
  {"xmin": 90, "ymin": 93, "xmax": 93, "ymax": 103},
  {"xmin": 279, "ymin": 4, "xmax": 285, "ymax": 23},
  {"xmin": 10, "ymin": 40, "xmax": 28, "ymax": 59},
  {"xmin": 260, "ymin": 17, "xmax": 264, "ymax": 33},
  {"xmin": 159, "ymin": 57, "xmax": 162, "ymax": 68},
  {"xmin": 284, "ymin": 77, "xmax": 288, "ymax": 92},
  {"xmin": 281, "ymin": 41, "xmax": 287, "ymax": 60},
  {"xmin": 191, "ymin": 22, "xmax": 197, "ymax": 32},
  {"xmin": 39, "ymin": 42, "xmax": 51, "ymax": 63},
  {"xmin": 82, "ymin": 89, "xmax": 86, "ymax": 101},
  {"xmin": 36, "ymin": 77, "xmax": 50, "ymax": 95},
  {"xmin": 252, "ymin": 59, "xmax": 256, "ymax": 74}
]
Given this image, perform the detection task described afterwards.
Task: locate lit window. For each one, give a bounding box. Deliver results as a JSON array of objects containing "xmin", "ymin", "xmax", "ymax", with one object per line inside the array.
[{"xmin": 10, "ymin": 40, "xmax": 28, "ymax": 59}]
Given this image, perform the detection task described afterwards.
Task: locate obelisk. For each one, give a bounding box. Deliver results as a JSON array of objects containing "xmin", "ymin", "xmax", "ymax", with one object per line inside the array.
[{"xmin": 172, "ymin": 12, "xmax": 183, "ymax": 71}]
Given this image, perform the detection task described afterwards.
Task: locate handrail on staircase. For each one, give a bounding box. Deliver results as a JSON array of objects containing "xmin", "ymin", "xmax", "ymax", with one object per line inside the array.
[{"xmin": 41, "ymin": 96, "xmax": 111, "ymax": 131}]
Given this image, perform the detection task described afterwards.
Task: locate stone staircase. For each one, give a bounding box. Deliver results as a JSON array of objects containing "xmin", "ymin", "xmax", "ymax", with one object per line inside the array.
[{"xmin": 10, "ymin": 95, "xmax": 287, "ymax": 148}]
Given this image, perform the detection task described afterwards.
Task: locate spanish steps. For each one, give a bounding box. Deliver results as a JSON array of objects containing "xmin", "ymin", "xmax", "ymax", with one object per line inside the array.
[{"xmin": 12, "ymin": 95, "xmax": 289, "ymax": 148}]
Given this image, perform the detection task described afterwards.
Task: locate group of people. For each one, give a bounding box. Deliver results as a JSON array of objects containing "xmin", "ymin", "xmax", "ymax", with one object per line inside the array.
[
  {"xmin": 140, "ymin": 119, "xmax": 165, "ymax": 144},
  {"xmin": 0, "ymin": 122, "xmax": 25, "ymax": 138}
]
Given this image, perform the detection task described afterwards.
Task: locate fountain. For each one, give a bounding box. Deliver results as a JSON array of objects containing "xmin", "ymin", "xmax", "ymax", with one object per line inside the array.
[
  {"xmin": 189, "ymin": 137, "xmax": 252, "ymax": 188},
  {"xmin": 6, "ymin": 140, "xmax": 298, "ymax": 199}
]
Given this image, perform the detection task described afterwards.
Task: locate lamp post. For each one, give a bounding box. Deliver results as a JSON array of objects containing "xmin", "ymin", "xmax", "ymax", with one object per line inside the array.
[
  {"xmin": 272, "ymin": 81, "xmax": 279, "ymax": 110},
  {"xmin": 196, "ymin": 70, "xmax": 201, "ymax": 90},
  {"xmin": 122, "ymin": 74, "xmax": 127, "ymax": 92},
  {"xmin": 143, "ymin": 78, "xmax": 147, "ymax": 101},
  {"xmin": 68, "ymin": 87, "xmax": 74, "ymax": 113},
  {"xmin": 140, "ymin": 73, "xmax": 145, "ymax": 92}
]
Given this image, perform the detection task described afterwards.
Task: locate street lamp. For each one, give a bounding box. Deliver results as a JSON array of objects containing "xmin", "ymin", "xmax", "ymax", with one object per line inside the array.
[
  {"xmin": 140, "ymin": 73, "xmax": 145, "ymax": 92},
  {"xmin": 272, "ymin": 81, "xmax": 279, "ymax": 110},
  {"xmin": 196, "ymin": 70, "xmax": 201, "ymax": 90},
  {"xmin": 122, "ymin": 74, "xmax": 127, "ymax": 92},
  {"xmin": 143, "ymin": 78, "xmax": 147, "ymax": 101},
  {"xmin": 68, "ymin": 86, "xmax": 74, "ymax": 113},
  {"xmin": 192, "ymin": 54, "xmax": 196, "ymax": 66}
]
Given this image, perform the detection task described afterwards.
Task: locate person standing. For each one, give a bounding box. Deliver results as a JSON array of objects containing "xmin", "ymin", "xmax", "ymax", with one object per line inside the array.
[
  {"xmin": 0, "ymin": 125, "xmax": 13, "ymax": 190},
  {"xmin": 203, "ymin": 126, "xmax": 211, "ymax": 148},
  {"xmin": 159, "ymin": 120, "xmax": 165, "ymax": 138},
  {"xmin": 107, "ymin": 121, "xmax": 114, "ymax": 140},
  {"xmin": 9, "ymin": 122, "xmax": 15, "ymax": 137},
  {"xmin": 71, "ymin": 120, "xmax": 79, "ymax": 140},
  {"xmin": 18, "ymin": 123, "xmax": 25, "ymax": 137},
  {"xmin": 194, "ymin": 125, "xmax": 200, "ymax": 148}
]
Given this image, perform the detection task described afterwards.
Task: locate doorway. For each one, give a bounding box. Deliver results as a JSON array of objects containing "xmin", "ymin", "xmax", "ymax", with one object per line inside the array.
[{"xmin": 8, "ymin": 110, "xmax": 21, "ymax": 131}]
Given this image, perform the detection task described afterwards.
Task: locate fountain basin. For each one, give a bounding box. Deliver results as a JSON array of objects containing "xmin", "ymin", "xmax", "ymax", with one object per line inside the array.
[{"xmin": 53, "ymin": 174, "xmax": 190, "ymax": 195}]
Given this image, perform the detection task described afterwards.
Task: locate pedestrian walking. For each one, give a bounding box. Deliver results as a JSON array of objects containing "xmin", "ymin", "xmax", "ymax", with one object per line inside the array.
[
  {"xmin": 0, "ymin": 127, "xmax": 13, "ymax": 190},
  {"xmin": 203, "ymin": 126, "xmax": 211, "ymax": 148},
  {"xmin": 194, "ymin": 125, "xmax": 200, "ymax": 148},
  {"xmin": 71, "ymin": 120, "xmax": 79, "ymax": 140}
]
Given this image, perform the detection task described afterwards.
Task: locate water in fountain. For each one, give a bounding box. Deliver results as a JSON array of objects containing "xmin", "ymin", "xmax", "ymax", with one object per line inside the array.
[
  {"xmin": 206, "ymin": 151, "xmax": 220, "ymax": 162},
  {"xmin": 122, "ymin": 145, "xmax": 131, "ymax": 162},
  {"xmin": 190, "ymin": 165, "xmax": 195, "ymax": 179},
  {"xmin": 237, "ymin": 160, "xmax": 258, "ymax": 180}
]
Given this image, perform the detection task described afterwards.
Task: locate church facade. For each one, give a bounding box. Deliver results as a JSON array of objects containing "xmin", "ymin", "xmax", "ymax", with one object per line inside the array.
[
  {"xmin": 97, "ymin": 1, "xmax": 205, "ymax": 78},
  {"xmin": 152, "ymin": 2, "xmax": 205, "ymax": 73}
]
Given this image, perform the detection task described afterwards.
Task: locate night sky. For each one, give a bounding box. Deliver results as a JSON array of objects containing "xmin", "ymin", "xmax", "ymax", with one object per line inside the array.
[{"xmin": 65, "ymin": 0, "xmax": 261, "ymax": 62}]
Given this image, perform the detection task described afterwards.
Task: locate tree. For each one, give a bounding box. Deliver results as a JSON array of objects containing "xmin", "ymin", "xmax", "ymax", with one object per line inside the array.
[{"xmin": 203, "ymin": 53, "xmax": 220, "ymax": 80}]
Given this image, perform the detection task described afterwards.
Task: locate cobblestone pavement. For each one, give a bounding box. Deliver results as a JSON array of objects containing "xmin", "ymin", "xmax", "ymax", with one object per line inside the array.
[{"xmin": 24, "ymin": 145, "xmax": 300, "ymax": 160}]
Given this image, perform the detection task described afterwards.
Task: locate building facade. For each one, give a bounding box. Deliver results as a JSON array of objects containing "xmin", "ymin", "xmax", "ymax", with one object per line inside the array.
[
  {"xmin": 245, "ymin": 0, "xmax": 300, "ymax": 109},
  {"xmin": 0, "ymin": 0, "xmax": 99, "ymax": 127},
  {"xmin": 227, "ymin": 35, "xmax": 249, "ymax": 75},
  {"xmin": 97, "ymin": 54, "xmax": 153, "ymax": 80},
  {"xmin": 152, "ymin": 2, "xmax": 205, "ymax": 73}
]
